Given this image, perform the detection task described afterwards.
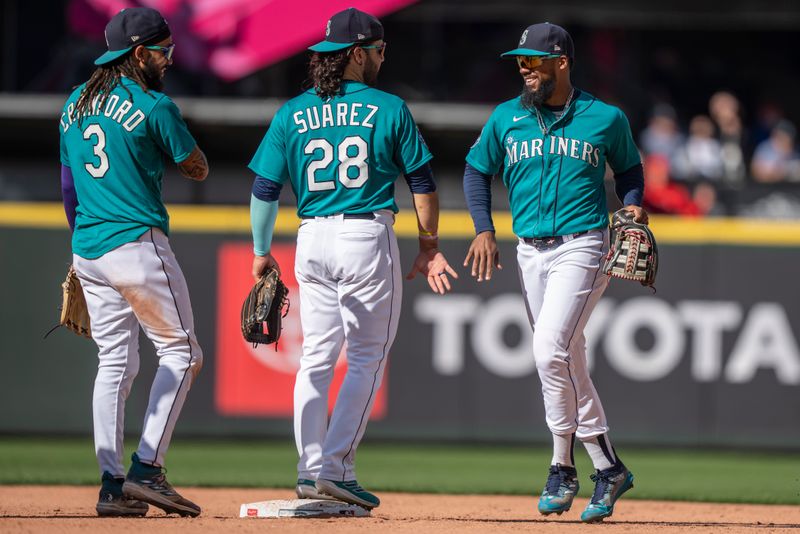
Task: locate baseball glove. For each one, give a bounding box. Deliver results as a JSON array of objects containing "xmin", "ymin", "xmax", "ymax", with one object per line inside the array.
[
  {"xmin": 603, "ymin": 209, "xmax": 658, "ymax": 289},
  {"xmin": 241, "ymin": 267, "xmax": 289, "ymax": 348},
  {"xmin": 46, "ymin": 265, "xmax": 92, "ymax": 338}
]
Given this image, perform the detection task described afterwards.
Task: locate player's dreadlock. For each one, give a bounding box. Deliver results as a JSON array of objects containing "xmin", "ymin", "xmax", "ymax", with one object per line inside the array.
[
  {"xmin": 74, "ymin": 54, "xmax": 151, "ymax": 125},
  {"xmin": 305, "ymin": 49, "xmax": 350, "ymax": 100}
]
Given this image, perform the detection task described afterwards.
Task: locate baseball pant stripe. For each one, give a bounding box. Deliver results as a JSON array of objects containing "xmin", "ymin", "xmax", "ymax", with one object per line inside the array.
[
  {"xmin": 564, "ymin": 258, "xmax": 603, "ymax": 428},
  {"xmin": 570, "ymin": 432, "xmax": 576, "ymax": 466},
  {"xmin": 564, "ymin": 252, "xmax": 603, "ymax": 353},
  {"xmin": 597, "ymin": 434, "xmax": 617, "ymax": 465},
  {"xmin": 339, "ymin": 223, "xmax": 396, "ymax": 479},
  {"xmin": 566, "ymin": 362, "xmax": 580, "ymax": 428},
  {"xmin": 517, "ymin": 262, "xmax": 536, "ymax": 327},
  {"xmin": 77, "ymin": 268, "xmax": 141, "ymax": 476},
  {"xmin": 147, "ymin": 228, "xmax": 196, "ymax": 464}
]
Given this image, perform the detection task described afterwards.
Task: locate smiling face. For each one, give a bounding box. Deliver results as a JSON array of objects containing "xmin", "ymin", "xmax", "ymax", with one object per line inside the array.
[{"xmin": 518, "ymin": 55, "xmax": 568, "ymax": 109}]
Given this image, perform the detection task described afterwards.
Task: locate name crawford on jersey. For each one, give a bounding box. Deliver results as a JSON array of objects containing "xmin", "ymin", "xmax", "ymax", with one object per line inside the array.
[
  {"xmin": 59, "ymin": 94, "xmax": 147, "ymax": 134},
  {"xmin": 505, "ymin": 135, "xmax": 602, "ymax": 169}
]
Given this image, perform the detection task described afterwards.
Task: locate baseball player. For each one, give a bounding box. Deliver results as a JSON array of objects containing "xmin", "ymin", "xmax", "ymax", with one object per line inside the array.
[
  {"xmin": 59, "ymin": 7, "xmax": 206, "ymax": 517},
  {"xmin": 248, "ymin": 8, "xmax": 457, "ymax": 509},
  {"xmin": 463, "ymin": 23, "xmax": 647, "ymax": 523}
]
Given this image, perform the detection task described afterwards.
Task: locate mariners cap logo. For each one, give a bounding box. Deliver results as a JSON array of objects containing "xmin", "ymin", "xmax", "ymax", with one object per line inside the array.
[
  {"xmin": 325, "ymin": 19, "xmax": 331, "ymax": 37},
  {"xmin": 519, "ymin": 29, "xmax": 528, "ymax": 45}
]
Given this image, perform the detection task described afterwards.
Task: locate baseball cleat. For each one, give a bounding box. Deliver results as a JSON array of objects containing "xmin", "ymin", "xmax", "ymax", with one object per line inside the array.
[
  {"xmin": 315, "ymin": 479, "xmax": 380, "ymax": 509},
  {"xmin": 123, "ymin": 453, "xmax": 201, "ymax": 517},
  {"xmin": 296, "ymin": 478, "xmax": 339, "ymax": 500},
  {"xmin": 580, "ymin": 463, "xmax": 634, "ymax": 523},
  {"xmin": 96, "ymin": 471, "xmax": 149, "ymax": 517},
  {"xmin": 537, "ymin": 464, "xmax": 579, "ymax": 515}
]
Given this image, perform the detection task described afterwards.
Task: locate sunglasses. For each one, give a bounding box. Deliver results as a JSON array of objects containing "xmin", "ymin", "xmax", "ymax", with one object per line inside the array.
[
  {"xmin": 516, "ymin": 54, "xmax": 559, "ymax": 70},
  {"xmin": 359, "ymin": 42, "xmax": 387, "ymax": 56},
  {"xmin": 144, "ymin": 43, "xmax": 175, "ymax": 61}
]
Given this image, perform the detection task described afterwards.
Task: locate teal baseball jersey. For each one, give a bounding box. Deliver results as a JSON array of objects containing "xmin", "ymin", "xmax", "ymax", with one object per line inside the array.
[
  {"xmin": 59, "ymin": 77, "xmax": 196, "ymax": 259},
  {"xmin": 248, "ymin": 81, "xmax": 432, "ymax": 216},
  {"xmin": 466, "ymin": 90, "xmax": 641, "ymax": 238}
]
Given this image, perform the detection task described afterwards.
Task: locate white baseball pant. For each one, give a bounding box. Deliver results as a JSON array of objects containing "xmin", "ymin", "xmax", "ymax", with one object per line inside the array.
[
  {"xmin": 73, "ymin": 228, "xmax": 202, "ymax": 476},
  {"xmin": 517, "ymin": 228, "xmax": 610, "ymax": 440},
  {"xmin": 292, "ymin": 211, "xmax": 401, "ymax": 482}
]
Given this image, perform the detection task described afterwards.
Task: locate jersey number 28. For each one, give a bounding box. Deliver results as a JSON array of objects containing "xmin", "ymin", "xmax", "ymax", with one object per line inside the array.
[{"xmin": 305, "ymin": 136, "xmax": 368, "ymax": 192}]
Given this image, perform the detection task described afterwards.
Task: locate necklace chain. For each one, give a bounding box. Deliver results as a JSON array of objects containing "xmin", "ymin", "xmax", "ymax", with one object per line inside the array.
[{"xmin": 533, "ymin": 87, "xmax": 575, "ymax": 135}]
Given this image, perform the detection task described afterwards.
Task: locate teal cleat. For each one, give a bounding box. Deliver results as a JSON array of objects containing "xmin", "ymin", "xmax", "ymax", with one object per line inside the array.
[
  {"xmin": 295, "ymin": 478, "xmax": 338, "ymax": 500},
  {"xmin": 315, "ymin": 479, "xmax": 380, "ymax": 509},
  {"xmin": 537, "ymin": 464, "xmax": 579, "ymax": 516},
  {"xmin": 580, "ymin": 463, "xmax": 634, "ymax": 523}
]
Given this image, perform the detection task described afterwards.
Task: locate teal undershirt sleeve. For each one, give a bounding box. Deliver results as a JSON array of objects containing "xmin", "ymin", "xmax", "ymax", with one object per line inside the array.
[{"xmin": 250, "ymin": 194, "xmax": 279, "ymax": 256}]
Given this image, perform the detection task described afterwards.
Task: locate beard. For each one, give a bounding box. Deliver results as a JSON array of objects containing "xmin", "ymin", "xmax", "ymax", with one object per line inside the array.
[
  {"xmin": 141, "ymin": 58, "xmax": 165, "ymax": 91},
  {"xmin": 363, "ymin": 56, "xmax": 380, "ymax": 87},
  {"xmin": 521, "ymin": 77, "xmax": 555, "ymax": 110}
]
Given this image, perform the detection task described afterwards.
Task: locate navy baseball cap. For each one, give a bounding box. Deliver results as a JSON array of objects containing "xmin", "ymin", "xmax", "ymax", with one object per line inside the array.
[
  {"xmin": 501, "ymin": 22, "xmax": 574, "ymax": 59},
  {"xmin": 95, "ymin": 7, "xmax": 171, "ymax": 66},
  {"xmin": 309, "ymin": 8, "xmax": 383, "ymax": 53}
]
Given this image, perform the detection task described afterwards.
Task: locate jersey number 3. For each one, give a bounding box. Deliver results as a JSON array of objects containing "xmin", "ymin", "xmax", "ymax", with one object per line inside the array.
[
  {"xmin": 305, "ymin": 136, "xmax": 368, "ymax": 192},
  {"xmin": 83, "ymin": 124, "xmax": 110, "ymax": 179}
]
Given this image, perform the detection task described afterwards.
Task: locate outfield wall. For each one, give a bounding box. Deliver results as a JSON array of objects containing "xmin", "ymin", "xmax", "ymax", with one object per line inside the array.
[{"xmin": 1, "ymin": 202, "xmax": 799, "ymax": 448}]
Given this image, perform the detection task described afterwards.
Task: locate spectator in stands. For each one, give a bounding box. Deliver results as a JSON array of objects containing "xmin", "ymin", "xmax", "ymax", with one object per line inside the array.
[
  {"xmin": 751, "ymin": 120, "xmax": 800, "ymax": 183},
  {"xmin": 672, "ymin": 115, "xmax": 724, "ymax": 182},
  {"xmin": 752, "ymin": 100, "xmax": 784, "ymax": 147},
  {"xmin": 639, "ymin": 103, "xmax": 684, "ymax": 161},
  {"xmin": 692, "ymin": 181, "xmax": 723, "ymax": 216},
  {"xmin": 643, "ymin": 154, "xmax": 707, "ymax": 216},
  {"xmin": 708, "ymin": 91, "xmax": 747, "ymax": 186}
]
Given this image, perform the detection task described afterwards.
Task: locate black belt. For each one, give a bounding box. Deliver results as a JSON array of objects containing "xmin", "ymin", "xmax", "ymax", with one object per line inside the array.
[
  {"xmin": 301, "ymin": 213, "xmax": 375, "ymax": 220},
  {"xmin": 522, "ymin": 231, "xmax": 588, "ymax": 251}
]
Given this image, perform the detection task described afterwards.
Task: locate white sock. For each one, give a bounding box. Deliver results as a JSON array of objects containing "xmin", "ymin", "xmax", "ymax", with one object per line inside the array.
[
  {"xmin": 581, "ymin": 434, "xmax": 617, "ymax": 471},
  {"xmin": 551, "ymin": 433, "xmax": 575, "ymax": 467}
]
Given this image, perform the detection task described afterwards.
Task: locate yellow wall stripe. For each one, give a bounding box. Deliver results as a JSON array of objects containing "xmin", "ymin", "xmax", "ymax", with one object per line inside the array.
[{"xmin": 2, "ymin": 202, "xmax": 800, "ymax": 246}]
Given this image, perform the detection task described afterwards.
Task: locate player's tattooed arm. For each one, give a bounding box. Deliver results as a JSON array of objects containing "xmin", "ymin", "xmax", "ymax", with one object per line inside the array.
[{"xmin": 178, "ymin": 145, "xmax": 209, "ymax": 181}]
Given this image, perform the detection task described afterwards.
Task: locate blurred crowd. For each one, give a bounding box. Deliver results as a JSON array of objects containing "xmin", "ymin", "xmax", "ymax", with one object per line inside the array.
[{"xmin": 638, "ymin": 91, "xmax": 800, "ymax": 217}]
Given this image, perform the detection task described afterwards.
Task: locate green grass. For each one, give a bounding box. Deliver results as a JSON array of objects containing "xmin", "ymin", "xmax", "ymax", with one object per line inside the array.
[{"xmin": 1, "ymin": 437, "xmax": 798, "ymax": 504}]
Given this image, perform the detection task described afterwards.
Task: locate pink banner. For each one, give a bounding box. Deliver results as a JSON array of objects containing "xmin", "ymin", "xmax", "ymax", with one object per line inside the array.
[{"xmin": 70, "ymin": 0, "xmax": 420, "ymax": 80}]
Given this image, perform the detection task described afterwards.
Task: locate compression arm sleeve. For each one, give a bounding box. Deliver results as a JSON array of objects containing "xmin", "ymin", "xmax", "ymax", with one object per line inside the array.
[
  {"xmin": 250, "ymin": 193, "xmax": 279, "ymax": 256},
  {"xmin": 614, "ymin": 163, "xmax": 644, "ymax": 206},
  {"xmin": 61, "ymin": 165, "xmax": 77, "ymax": 231},
  {"xmin": 463, "ymin": 163, "xmax": 495, "ymax": 234},
  {"xmin": 252, "ymin": 174, "xmax": 283, "ymax": 202},
  {"xmin": 403, "ymin": 162, "xmax": 437, "ymax": 193}
]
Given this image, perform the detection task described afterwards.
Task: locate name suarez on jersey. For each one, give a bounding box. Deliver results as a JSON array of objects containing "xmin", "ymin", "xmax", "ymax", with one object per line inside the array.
[
  {"xmin": 292, "ymin": 103, "xmax": 379, "ymax": 134},
  {"xmin": 60, "ymin": 94, "xmax": 146, "ymax": 134},
  {"xmin": 506, "ymin": 135, "xmax": 601, "ymax": 168}
]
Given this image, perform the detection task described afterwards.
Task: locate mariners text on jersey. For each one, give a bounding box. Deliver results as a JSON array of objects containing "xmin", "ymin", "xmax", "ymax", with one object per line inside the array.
[
  {"xmin": 506, "ymin": 135, "xmax": 601, "ymax": 168},
  {"xmin": 292, "ymin": 102, "xmax": 379, "ymax": 133},
  {"xmin": 60, "ymin": 94, "xmax": 146, "ymax": 134}
]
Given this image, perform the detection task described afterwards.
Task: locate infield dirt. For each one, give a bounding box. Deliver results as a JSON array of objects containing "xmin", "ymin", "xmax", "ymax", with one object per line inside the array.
[{"xmin": 1, "ymin": 486, "xmax": 797, "ymax": 533}]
